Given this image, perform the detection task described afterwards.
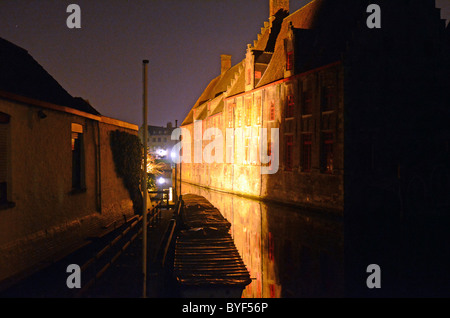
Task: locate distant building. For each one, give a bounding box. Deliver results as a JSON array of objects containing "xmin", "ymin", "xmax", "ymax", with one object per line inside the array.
[
  {"xmin": 179, "ymin": 0, "xmax": 450, "ymax": 215},
  {"xmin": 139, "ymin": 122, "xmax": 176, "ymax": 160},
  {"xmin": 0, "ymin": 37, "xmax": 140, "ymax": 289}
]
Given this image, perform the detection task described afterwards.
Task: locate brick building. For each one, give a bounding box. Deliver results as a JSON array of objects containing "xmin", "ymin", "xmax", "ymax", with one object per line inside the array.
[{"xmin": 179, "ymin": 0, "xmax": 450, "ymax": 216}]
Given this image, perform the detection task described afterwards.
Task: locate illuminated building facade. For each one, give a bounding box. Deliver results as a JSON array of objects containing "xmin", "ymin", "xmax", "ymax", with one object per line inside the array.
[
  {"xmin": 179, "ymin": 0, "xmax": 450, "ymax": 216},
  {"xmin": 140, "ymin": 122, "xmax": 176, "ymax": 160}
]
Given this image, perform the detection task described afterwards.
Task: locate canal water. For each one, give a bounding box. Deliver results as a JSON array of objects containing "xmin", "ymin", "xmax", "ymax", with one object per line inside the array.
[{"xmin": 180, "ymin": 182, "xmax": 344, "ymax": 298}]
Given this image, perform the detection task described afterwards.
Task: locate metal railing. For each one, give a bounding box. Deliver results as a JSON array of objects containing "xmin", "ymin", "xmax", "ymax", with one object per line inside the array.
[{"xmin": 75, "ymin": 200, "xmax": 164, "ymax": 297}]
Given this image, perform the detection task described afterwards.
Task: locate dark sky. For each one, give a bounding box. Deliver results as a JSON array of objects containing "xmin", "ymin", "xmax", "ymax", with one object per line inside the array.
[{"xmin": 1, "ymin": 1, "xmax": 449, "ymax": 127}]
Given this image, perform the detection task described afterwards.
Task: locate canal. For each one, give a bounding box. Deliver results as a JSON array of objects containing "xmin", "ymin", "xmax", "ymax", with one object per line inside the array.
[{"xmin": 180, "ymin": 182, "xmax": 344, "ymax": 298}]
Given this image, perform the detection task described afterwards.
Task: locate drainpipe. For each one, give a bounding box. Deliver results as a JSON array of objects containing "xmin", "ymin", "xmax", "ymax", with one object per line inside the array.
[{"xmin": 96, "ymin": 120, "xmax": 102, "ymax": 212}]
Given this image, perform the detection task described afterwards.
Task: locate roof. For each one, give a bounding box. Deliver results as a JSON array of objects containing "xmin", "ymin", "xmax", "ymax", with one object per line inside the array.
[
  {"xmin": 257, "ymin": 0, "xmax": 360, "ymax": 87},
  {"xmin": 182, "ymin": 61, "xmax": 244, "ymax": 125},
  {"xmin": 0, "ymin": 37, "xmax": 100, "ymax": 115},
  {"xmin": 181, "ymin": 0, "xmax": 381, "ymax": 124}
]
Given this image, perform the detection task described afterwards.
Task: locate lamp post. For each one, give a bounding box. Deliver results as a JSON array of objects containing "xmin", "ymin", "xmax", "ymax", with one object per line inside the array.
[{"xmin": 142, "ymin": 59, "xmax": 149, "ymax": 298}]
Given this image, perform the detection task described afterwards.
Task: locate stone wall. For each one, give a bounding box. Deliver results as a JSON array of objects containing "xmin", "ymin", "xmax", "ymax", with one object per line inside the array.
[{"xmin": 179, "ymin": 63, "xmax": 344, "ymax": 214}]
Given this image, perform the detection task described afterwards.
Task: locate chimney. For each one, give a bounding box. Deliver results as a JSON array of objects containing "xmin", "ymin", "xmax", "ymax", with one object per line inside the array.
[
  {"xmin": 221, "ymin": 54, "xmax": 232, "ymax": 75},
  {"xmin": 270, "ymin": 0, "xmax": 289, "ymax": 17}
]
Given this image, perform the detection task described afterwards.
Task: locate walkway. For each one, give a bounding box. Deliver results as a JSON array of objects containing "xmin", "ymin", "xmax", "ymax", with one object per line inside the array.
[{"xmin": 0, "ymin": 206, "xmax": 176, "ymax": 298}]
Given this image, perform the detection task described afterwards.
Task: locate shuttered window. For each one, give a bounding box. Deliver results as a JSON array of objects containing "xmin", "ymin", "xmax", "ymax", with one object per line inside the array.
[
  {"xmin": 71, "ymin": 123, "xmax": 86, "ymax": 190},
  {"xmin": 0, "ymin": 112, "xmax": 10, "ymax": 204}
]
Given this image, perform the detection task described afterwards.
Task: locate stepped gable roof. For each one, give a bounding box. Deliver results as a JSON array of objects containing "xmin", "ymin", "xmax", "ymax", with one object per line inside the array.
[
  {"xmin": 183, "ymin": 60, "xmax": 244, "ymax": 125},
  {"xmin": 228, "ymin": 67, "xmax": 245, "ymax": 98},
  {"xmin": 192, "ymin": 62, "xmax": 242, "ymax": 110},
  {"xmin": 0, "ymin": 37, "xmax": 100, "ymax": 115},
  {"xmin": 257, "ymin": 0, "xmax": 364, "ymax": 87},
  {"xmin": 181, "ymin": 108, "xmax": 194, "ymax": 126}
]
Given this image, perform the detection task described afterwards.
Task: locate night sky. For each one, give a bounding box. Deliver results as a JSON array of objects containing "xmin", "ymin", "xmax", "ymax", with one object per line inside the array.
[{"xmin": 1, "ymin": 1, "xmax": 449, "ymax": 127}]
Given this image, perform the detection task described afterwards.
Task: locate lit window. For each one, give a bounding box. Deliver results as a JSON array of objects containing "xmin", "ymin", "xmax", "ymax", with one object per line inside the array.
[
  {"xmin": 71, "ymin": 123, "xmax": 85, "ymax": 190},
  {"xmin": 228, "ymin": 104, "xmax": 234, "ymax": 128},
  {"xmin": 321, "ymin": 132, "xmax": 333, "ymax": 174},
  {"xmin": 245, "ymin": 136, "xmax": 250, "ymax": 164},
  {"xmin": 245, "ymin": 99, "xmax": 252, "ymax": 126},
  {"xmin": 256, "ymin": 97, "xmax": 262, "ymax": 125},
  {"xmin": 237, "ymin": 108, "xmax": 242, "ymax": 127},
  {"xmin": 286, "ymin": 51, "xmax": 294, "ymax": 71}
]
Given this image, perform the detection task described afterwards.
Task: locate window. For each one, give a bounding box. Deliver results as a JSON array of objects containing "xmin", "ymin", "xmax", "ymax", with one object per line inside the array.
[
  {"xmin": 256, "ymin": 97, "xmax": 262, "ymax": 125},
  {"xmin": 321, "ymin": 132, "xmax": 333, "ymax": 174},
  {"xmin": 164, "ymin": 137, "xmax": 167, "ymax": 142},
  {"xmin": 226, "ymin": 139, "xmax": 234, "ymax": 164},
  {"xmin": 269, "ymin": 101, "xmax": 275, "ymax": 121},
  {"xmin": 245, "ymin": 99, "xmax": 252, "ymax": 126},
  {"xmin": 286, "ymin": 51, "xmax": 294, "ymax": 71},
  {"xmin": 321, "ymin": 85, "xmax": 336, "ymax": 111},
  {"xmin": 286, "ymin": 95, "xmax": 295, "ymax": 118},
  {"xmin": 71, "ymin": 123, "xmax": 85, "ymax": 190},
  {"xmin": 251, "ymin": 127, "xmax": 260, "ymax": 164},
  {"xmin": 228, "ymin": 104, "xmax": 234, "ymax": 128},
  {"xmin": 285, "ymin": 135, "xmax": 294, "ymax": 171},
  {"xmin": 244, "ymin": 136, "xmax": 250, "ymax": 164},
  {"xmin": 0, "ymin": 112, "xmax": 10, "ymax": 205},
  {"xmin": 158, "ymin": 137, "xmax": 161, "ymax": 142},
  {"xmin": 302, "ymin": 90, "xmax": 312, "ymax": 115},
  {"xmin": 301, "ymin": 134, "xmax": 312, "ymax": 172},
  {"xmin": 237, "ymin": 108, "xmax": 242, "ymax": 127},
  {"xmin": 152, "ymin": 138, "xmax": 156, "ymax": 142}
]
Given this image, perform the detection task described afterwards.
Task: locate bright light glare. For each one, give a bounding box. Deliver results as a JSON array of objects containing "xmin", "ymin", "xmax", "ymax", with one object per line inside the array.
[
  {"xmin": 158, "ymin": 149, "xmax": 167, "ymax": 157},
  {"xmin": 157, "ymin": 177, "xmax": 165, "ymax": 184}
]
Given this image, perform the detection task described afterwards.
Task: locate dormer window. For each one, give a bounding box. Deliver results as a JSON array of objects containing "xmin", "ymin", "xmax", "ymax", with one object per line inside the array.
[{"xmin": 286, "ymin": 51, "xmax": 294, "ymax": 71}]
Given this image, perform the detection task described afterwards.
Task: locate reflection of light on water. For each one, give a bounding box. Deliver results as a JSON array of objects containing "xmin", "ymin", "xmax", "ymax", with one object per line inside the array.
[{"xmin": 181, "ymin": 182, "xmax": 344, "ymax": 298}]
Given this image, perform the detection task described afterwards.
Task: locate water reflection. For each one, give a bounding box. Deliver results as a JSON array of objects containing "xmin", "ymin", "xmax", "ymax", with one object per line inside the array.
[{"xmin": 181, "ymin": 183, "xmax": 344, "ymax": 298}]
